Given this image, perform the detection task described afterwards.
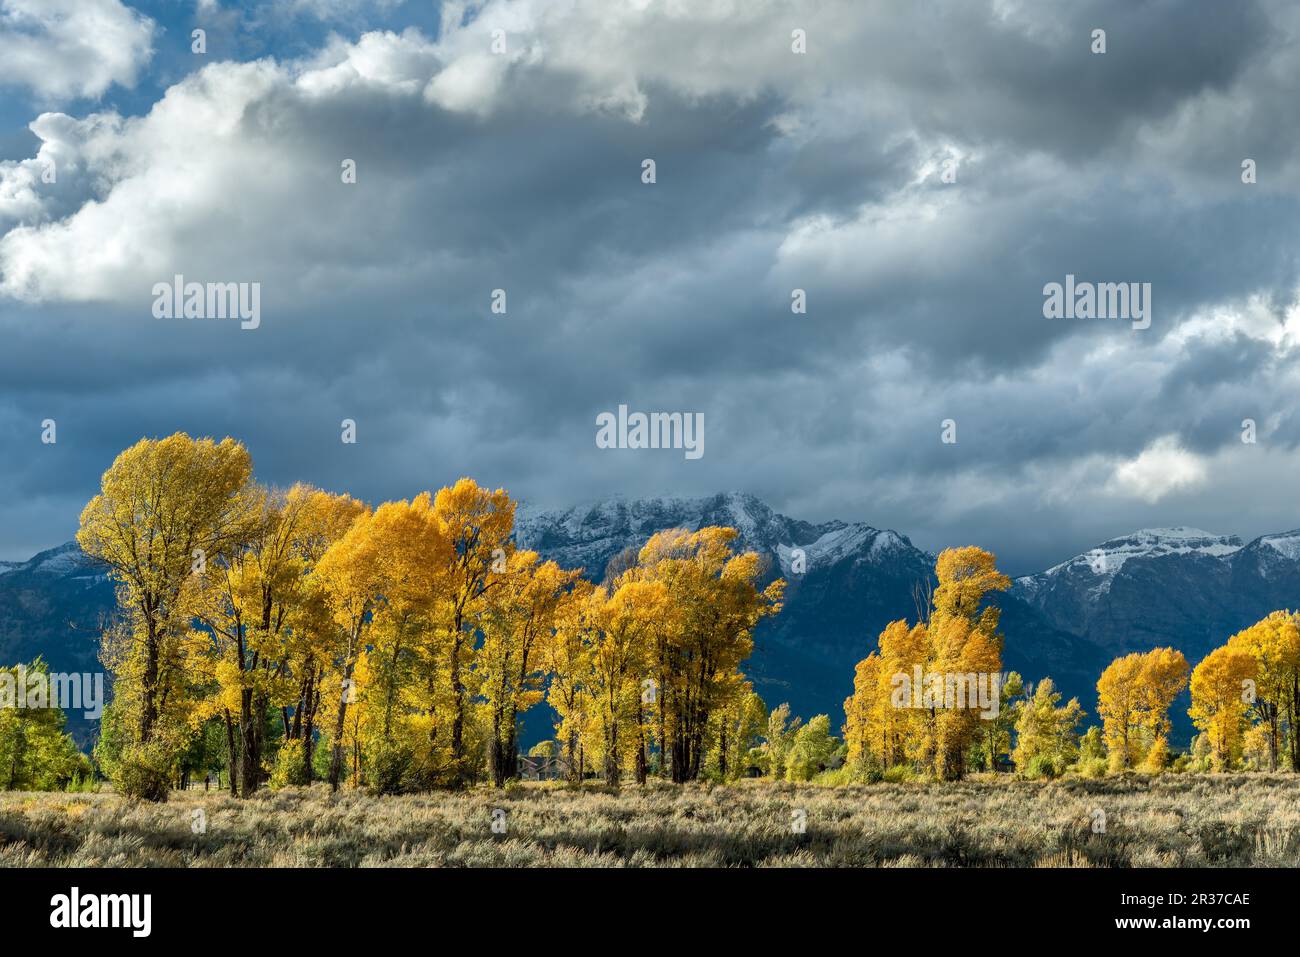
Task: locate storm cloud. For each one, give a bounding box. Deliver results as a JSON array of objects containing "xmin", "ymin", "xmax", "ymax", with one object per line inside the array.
[{"xmin": 1, "ymin": 0, "xmax": 1299, "ymax": 574}]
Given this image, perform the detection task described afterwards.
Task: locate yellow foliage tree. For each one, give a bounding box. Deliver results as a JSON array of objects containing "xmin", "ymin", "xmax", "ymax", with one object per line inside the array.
[
  {"xmin": 632, "ymin": 527, "xmax": 783, "ymax": 782},
  {"xmin": 1011, "ymin": 677, "xmax": 1083, "ymax": 777},
  {"xmin": 1096, "ymin": 648, "xmax": 1188, "ymax": 771},
  {"xmin": 844, "ymin": 547, "xmax": 1009, "ymax": 780},
  {"xmin": 1189, "ymin": 645, "xmax": 1256, "ymax": 771},
  {"xmin": 78, "ymin": 434, "xmax": 255, "ymax": 799},
  {"xmin": 1225, "ymin": 611, "xmax": 1300, "ymax": 771},
  {"xmin": 480, "ymin": 552, "xmax": 583, "ymax": 786}
]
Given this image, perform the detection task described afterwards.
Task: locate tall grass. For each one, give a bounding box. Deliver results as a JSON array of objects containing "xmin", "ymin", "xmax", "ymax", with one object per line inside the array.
[{"xmin": 0, "ymin": 775, "xmax": 1297, "ymax": 867}]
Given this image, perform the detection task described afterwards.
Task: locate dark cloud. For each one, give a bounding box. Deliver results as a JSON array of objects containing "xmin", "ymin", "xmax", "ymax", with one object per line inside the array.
[{"xmin": 1, "ymin": 0, "xmax": 1299, "ymax": 571}]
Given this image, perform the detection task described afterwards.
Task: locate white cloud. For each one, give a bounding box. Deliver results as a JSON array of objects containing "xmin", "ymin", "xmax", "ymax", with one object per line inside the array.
[
  {"xmin": 0, "ymin": 0, "xmax": 154, "ymax": 101},
  {"xmin": 1108, "ymin": 435, "xmax": 1209, "ymax": 503}
]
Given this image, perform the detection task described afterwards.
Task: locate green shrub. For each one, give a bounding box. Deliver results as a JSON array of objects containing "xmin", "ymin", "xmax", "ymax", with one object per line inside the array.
[
  {"xmin": 269, "ymin": 743, "xmax": 311, "ymax": 790},
  {"xmin": 882, "ymin": 764, "xmax": 917, "ymax": 783},
  {"xmin": 366, "ymin": 742, "xmax": 414, "ymax": 795},
  {"xmin": 1078, "ymin": 756, "xmax": 1107, "ymax": 779},
  {"xmin": 853, "ymin": 751, "xmax": 885, "ymax": 784},
  {"xmin": 812, "ymin": 767, "xmax": 853, "ymax": 787},
  {"xmin": 1024, "ymin": 754, "xmax": 1057, "ymax": 780},
  {"xmin": 115, "ymin": 742, "xmax": 174, "ymax": 801}
]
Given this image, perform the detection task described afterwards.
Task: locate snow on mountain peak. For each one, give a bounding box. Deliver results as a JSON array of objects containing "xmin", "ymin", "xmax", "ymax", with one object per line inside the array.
[
  {"xmin": 515, "ymin": 492, "xmax": 919, "ymax": 580},
  {"xmin": 772, "ymin": 525, "xmax": 914, "ymax": 575},
  {"xmin": 0, "ymin": 542, "xmax": 100, "ymax": 580},
  {"xmin": 1125, "ymin": 527, "xmax": 1227, "ymax": 542},
  {"xmin": 1258, "ymin": 530, "xmax": 1300, "ymax": 561},
  {"xmin": 1037, "ymin": 527, "xmax": 1243, "ymax": 581}
]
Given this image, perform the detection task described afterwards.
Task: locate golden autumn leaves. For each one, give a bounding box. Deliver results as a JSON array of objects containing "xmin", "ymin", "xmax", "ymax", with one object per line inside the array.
[
  {"xmin": 75, "ymin": 433, "xmax": 1297, "ymax": 798},
  {"xmin": 1096, "ymin": 648, "xmax": 1188, "ymax": 772},
  {"xmin": 77, "ymin": 433, "xmax": 783, "ymax": 799},
  {"xmin": 1190, "ymin": 611, "xmax": 1300, "ymax": 771},
  {"xmin": 844, "ymin": 546, "xmax": 1010, "ymax": 781},
  {"xmin": 844, "ymin": 539, "xmax": 1300, "ymax": 779}
]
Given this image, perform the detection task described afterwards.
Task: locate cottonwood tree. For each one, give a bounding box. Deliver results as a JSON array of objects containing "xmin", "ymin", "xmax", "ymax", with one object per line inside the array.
[
  {"xmin": 78, "ymin": 434, "xmax": 255, "ymax": 799},
  {"xmin": 480, "ymin": 552, "xmax": 582, "ymax": 787},
  {"xmin": 356, "ymin": 493, "xmax": 452, "ymax": 790},
  {"xmin": 785, "ymin": 714, "xmax": 838, "ymax": 781},
  {"xmin": 430, "ymin": 479, "xmax": 516, "ymax": 785},
  {"xmin": 981, "ymin": 670, "xmax": 1023, "ymax": 772},
  {"xmin": 844, "ymin": 547, "xmax": 1008, "ymax": 781},
  {"xmin": 540, "ymin": 578, "xmax": 597, "ymax": 782},
  {"xmin": 928, "ymin": 548, "xmax": 1009, "ymax": 780},
  {"xmin": 1190, "ymin": 645, "xmax": 1256, "ymax": 771},
  {"xmin": 275, "ymin": 489, "xmax": 368, "ymax": 786},
  {"xmin": 844, "ymin": 619, "xmax": 929, "ymax": 773},
  {"xmin": 587, "ymin": 579, "xmax": 670, "ymax": 786},
  {"xmin": 764, "ymin": 703, "xmax": 801, "ymax": 780},
  {"xmin": 313, "ymin": 504, "xmax": 382, "ymax": 791},
  {"xmin": 707, "ymin": 684, "xmax": 766, "ymax": 781},
  {"xmin": 633, "ymin": 528, "xmax": 783, "ymax": 782},
  {"xmin": 1225, "ymin": 611, "xmax": 1300, "ymax": 771},
  {"xmin": 0, "ymin": 660, "xmax": 86, "ymax": 790},
  {"xmin": 1010, "ymin": 678, "xmax": 1083, "ymax": 777},
  {"xmin": 1096, "ymin": 648, "xmax": 1189, "ymax": 771},
  {"xmin": 193, "ymin": 484, "xmax": 327, "ymax": 796}
]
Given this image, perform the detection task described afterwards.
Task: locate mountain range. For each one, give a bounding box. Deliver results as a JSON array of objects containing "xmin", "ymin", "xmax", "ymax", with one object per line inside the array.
[{"xmin": 5, "ymin": 493, "xmax": 1299, "ymax": 748}]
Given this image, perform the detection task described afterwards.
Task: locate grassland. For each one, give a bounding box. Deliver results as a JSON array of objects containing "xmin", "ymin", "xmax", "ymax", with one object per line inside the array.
[{"xmin": 1, "ymin": 774, "xmax": 1299, "ymax": 867}]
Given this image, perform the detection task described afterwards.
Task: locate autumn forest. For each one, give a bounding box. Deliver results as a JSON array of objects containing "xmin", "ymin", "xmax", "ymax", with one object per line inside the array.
[{"xmin": 3, "ymin": 432, "xmax": 1296, "ymax": 802}]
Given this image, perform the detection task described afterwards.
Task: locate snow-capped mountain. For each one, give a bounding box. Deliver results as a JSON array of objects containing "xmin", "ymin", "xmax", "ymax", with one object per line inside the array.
[
  {"xmin": 1032, "ymin": 528, "xmax": 1243, "ymax": 583},
  {"xmin": 0, "ymin": 543, "xmax": 115, "ymax": 745},
  {"xmin": 1014, "ymin": 527, "xmax": 1244, "ymax": 607},
  {"xmin": 0, "ymin": 542, "xmax": 103, "ymax": 582},
  {"xmin": 515, "ymin": 491, "xmax": 915, "ymax": 582},
  {"xmin": 1012, "ymin": 526, "xmax": 1300, "ymax": 665}
]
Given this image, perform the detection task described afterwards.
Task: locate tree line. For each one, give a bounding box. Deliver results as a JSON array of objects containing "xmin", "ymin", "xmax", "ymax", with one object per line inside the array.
[
  {"xmin": 74, "ymin": 433, "xmax": 783, "ymax": 800},
  {"xmin": 843, "ymin": 547, "xmax": 1300, "ymax": 780},
  {"xmin": 3, "ymin": 431, "xmax": 1293, "ymax": 795}
]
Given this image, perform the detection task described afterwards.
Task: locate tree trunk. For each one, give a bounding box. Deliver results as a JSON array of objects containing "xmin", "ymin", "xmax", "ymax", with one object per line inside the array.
[
  {"xmin": 635, "ymin": 701, "xmax": 648, "ymax": 786},
  {"xmin": 449, "ymin": 630, "xmax": 466, "ymax": 786},
  {"xmin": 503, "ymin": 704, "xmax": 519, "ymax": 782},
  {"xmin": 489, "ymin": 708, "xmax": 505, "ymax": 788},
  {"xmin": 301, "ymin": 671, "xmax": 318, "ymax": 783},
  {"xmin": 565, "ymin": 728, "xmax": 579, "ymax": 784},
  {"xmin": 1268, "ymin": 707, "xmax": 1279, "ymax": 771},
  {"xmin": 240, "ymin": 688, "xmax": 258, "ymax": 798},
  {"xmin": 1291, "ymin": 676, "xmax": 1300, "ymax": 772},
  {"xmin": 140, "ymin": 618, "xmax": 160, "ymax": 743},
  {"xmin": 657, "ymin": 685, "xmax": 670, "ymax": 780},
  {"xmin": 328, "ymin": 659, "xmax": 356, "ymax": 792},
  {"xmin": 223, "ymin": 709, "xmax": 239, "ymax": 797},
  {"xmin": 604, "ymin": 719, "xmax": 620, "ymax": 787}
]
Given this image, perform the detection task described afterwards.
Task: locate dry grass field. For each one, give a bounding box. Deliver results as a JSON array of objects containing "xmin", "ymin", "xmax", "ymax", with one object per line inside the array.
[{"xmin": 1, "ymin": 775, "xmax": 1299, "ymax": 867}]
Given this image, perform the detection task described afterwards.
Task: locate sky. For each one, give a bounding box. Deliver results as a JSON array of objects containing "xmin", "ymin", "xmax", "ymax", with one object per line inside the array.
[{"xmin": 1, "ymin": 0, "xmax": 1299, "ymax": 575}]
